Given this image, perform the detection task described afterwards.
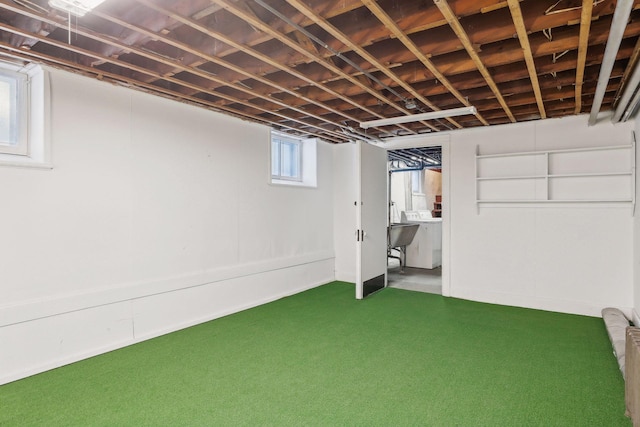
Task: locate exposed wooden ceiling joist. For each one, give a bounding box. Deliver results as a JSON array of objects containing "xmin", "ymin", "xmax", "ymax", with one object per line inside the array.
[
  {"xmin": 575, "ymin": 0, "xmax": 594, "ymax": 114},
  {"xmin": 0, "ymin": 0, "xmax": 637, "ymax": 140},
  {"xmin": 507, "ymin": 0, "xmax": 546, "ymax": 118},
  {"xmin": 131, "ymin": 0, "xmax": 385, "ymax": 137},
  {"xmin": 433, "ymin": 0, "xmax": 517, "ymax": 123},
  {"xmin": 360, "ymin": 0, "xmax": 489, "ymax": 126},
  {"xmin": 286, "ymin": 0, "xmax": 458, "ymax": 130},
  {"xmin": 0, "ymin": 0, "xmax": 354, "ymax": 140},
  {"xmin": 210, "ymin": 0, "xmax": 421, "ymax": 135}
]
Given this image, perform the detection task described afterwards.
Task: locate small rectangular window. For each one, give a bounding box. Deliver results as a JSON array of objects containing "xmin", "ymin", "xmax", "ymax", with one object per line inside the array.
[
  {"xmin": 271, "ymin": 134, "xmax": 302, "ymax": 181},
  {"xmin": 269, "ymin": 131, "xmax": 317, "ymax": 188},
  {"xmin": 0, "ymin": 67, "xmax": 28, "ymax": 156},
  {"xmin": 0, "ymin": 60, "xmax": 49, "ymax": 169},
  {"xmin": 411, "ymin": 170, "xmax": 424, "ymax": 194}
]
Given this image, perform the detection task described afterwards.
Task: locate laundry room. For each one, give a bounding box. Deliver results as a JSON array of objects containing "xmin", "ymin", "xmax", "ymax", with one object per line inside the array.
[{"xmin": 388, "ymin": 146, "xmax": 443, "ymax": 294}]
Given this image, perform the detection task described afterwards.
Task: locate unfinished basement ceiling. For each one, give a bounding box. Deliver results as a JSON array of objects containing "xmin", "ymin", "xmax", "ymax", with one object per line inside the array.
[
  {"xmin": 388, "ymin": 147, "xmax": 442, "ymax": 171},
  {"xmin": 1, "ymin": 0, "xmax": 639, "ymax": 143}
]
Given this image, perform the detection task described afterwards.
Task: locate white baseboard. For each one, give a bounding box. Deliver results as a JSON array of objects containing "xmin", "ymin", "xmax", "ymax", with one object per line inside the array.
[
  {"xmin": 0, "ymin": 251, "xmax": 334, "ymax": 327},
  {"xmin": 334, "ymin": 271, "xmax": 356, "ymax": 283},
  {"xmin": 0, "ymin": 337, "xmax": 134, "ymax": 386},
  {"xmin": 452, "ymin": 286, "xmax": 632, "ymax": 318},
  {"xmin": 132, "ymin": 275, "xmax": 332, "ymax": 342},
  {"xmin": 0, "ymin": 257, "xmax": 334, "ymax": 385}
]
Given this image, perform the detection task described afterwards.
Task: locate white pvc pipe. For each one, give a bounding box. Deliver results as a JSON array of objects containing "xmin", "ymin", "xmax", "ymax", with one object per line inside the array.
[
  {"xmin": 612, "ymin": 59, "xmax": 640, "ymax": 123},
  {"xmin": 621, "ymin": 86, "xmax": 640, "ymax": 121},
  {"xmin": 588, "ymin": 0, "xmax": 634, "ymax": 126}
]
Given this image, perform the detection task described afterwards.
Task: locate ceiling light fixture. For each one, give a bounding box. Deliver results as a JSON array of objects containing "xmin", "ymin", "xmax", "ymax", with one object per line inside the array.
[
  {"xmin": 49, "ymin": 0, "xmax": 107, "ymax": 17},
  {"xmin": 359, "ymin": 106, "xmax": 477, "ymax": 129}
]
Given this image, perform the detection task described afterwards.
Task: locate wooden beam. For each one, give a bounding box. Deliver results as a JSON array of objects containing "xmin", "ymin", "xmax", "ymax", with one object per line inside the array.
[
  {"xmin": 210, "ymin": 0, "xmax": 419, "ymax": 134},
  {"xmin": 97, "ymin": 12, "xmax": 392, "ymax": 141},
  {"xmin": 193, "ymin": 0, "xmax": 364, "ymax": 60},
  {"xmin": 265, "ymin": 0, "xmax": 619, "ymax": 95},
  {"xmin": 89, "ymin": 0, "xmax": 640, "ymax": 129},
  {"xmin": 507, "ymin": 0, "xmax": 546, "ymax": 118},
  {"xmin": 360, "ymin": 0, "xmax": 489, "ymax": 126},
  {"xmin": 132, "ymin": 0, "xmax": 379, "ymax": 134},
  {"xmin": 575, "ymin": 0, "xmax": 594, "ymax": 114},
  {"xmin": 0, "ymin": 2, "xmax": 352, "ymax": 141},
  {"xmin": 1, "ymin": 0, "xmax": 634, "ymax": 134},
  {"xmin": 284, "ymin": 8, "xmax": 639, "ymax": 93},
  {"xmin": 286, "ymin": 0, "xmax": 448, "ymax": 131},
  {"xmin": 197, "ymin": 0, "xmax": 510, "ymax": 64},
  {"xmin": 433, "ymin": 0, "xmax": 516, "ymax": 122},
  {"xmin": 0, "ymin": 38, "xmax": 347, "ymax": 143}
]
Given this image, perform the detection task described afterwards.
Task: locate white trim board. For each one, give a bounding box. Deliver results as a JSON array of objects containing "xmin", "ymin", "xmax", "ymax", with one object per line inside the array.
[
  {"xmin": 1, "ymin": 259, "xmax": 334, "ymax": 385},
  {"xmin": 1, "ymin": 251, "xmax": 334, "ymax": 327},
  {"xmin": 453, "ymin": 286, "xmax": 633, "ymax": 318}
]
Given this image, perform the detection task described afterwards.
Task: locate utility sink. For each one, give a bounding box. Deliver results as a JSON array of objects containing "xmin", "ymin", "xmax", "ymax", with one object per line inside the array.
[{"xmin": 388, "ymin": 223, "xmax": 419, "ymax": 248}]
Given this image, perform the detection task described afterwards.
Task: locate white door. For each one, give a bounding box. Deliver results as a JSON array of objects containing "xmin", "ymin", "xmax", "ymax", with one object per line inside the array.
[{"xmin": 355, "ymin": 140, "xmax": 388, "ymax": 299}]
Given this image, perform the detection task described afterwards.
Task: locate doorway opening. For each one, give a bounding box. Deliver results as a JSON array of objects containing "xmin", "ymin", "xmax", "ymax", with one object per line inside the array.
[{"xmin": 387, "ymin": 146, "xmax": 442, "ymax": 295}]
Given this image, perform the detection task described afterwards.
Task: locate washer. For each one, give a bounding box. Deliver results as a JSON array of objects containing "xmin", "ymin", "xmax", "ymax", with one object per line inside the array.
[{"xmin": 401, "ymin": 210, "xmax": 442, "ymax": 269}]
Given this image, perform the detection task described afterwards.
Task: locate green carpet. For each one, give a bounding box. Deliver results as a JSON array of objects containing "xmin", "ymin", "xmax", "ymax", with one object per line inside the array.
[{"xmin": 0, "ymin": 282, "xmax": 630, "ymax": 426}]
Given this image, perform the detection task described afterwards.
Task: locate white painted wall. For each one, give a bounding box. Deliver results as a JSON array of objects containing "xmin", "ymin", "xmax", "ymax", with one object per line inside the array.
[
  {"xmin": 389, "ymin": 171, "xmax": 408, "ymax": 223},
  {"xmin": 4, "ymin": 69, "xmax": 632, "ymax": 384},
  {"xmin": 634, "ymin": 118, "xmax": 640, "ymax": 325},
  {"xmin": 331, "ymin": 115, "xmax": 634, "ymax": 317},
  {"xmin": 0, "ymin": 68, "xmax": 335, "ymax": 384},
  {"xmin": 450, "ymin": 115, "xmax": 634, "ymax": 317}
]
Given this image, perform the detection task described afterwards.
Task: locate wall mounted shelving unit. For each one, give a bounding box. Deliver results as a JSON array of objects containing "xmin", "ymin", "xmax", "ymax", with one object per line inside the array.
[{"xmin": 475, "ymin": 135, "xmax": 636, "ymax": 213}]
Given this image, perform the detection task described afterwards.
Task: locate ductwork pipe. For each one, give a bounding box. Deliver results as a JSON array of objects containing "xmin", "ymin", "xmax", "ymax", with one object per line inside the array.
[
  {"xmin": 612, "ymin": 59, "xmax": 640, "ymax": 123},
  {"xmin": 588, "ymin": 0, "xmax": 634, "ymax": 126}
]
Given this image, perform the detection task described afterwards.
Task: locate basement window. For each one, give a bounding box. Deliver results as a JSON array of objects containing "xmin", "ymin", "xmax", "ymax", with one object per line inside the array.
[
  {"xmin": 271, "ymin": 133, "xmax": 302, "ymax": 181},
  {"xmin": 0, "ymin": 65, "xmax": 28, "ymax": 156},
  {"xmin": 411, "ymin": 170, "xmax": 424, "ymax": 194},
  {"xmin": 270, "ymin": 131, "xmax": 317, "ymax": 188},
  {"xmin": 0, "ymin": 60, "xmax": 49, "ymax": 168}
]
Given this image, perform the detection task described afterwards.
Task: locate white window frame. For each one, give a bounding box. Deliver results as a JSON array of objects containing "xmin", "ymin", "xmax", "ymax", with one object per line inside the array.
[
  {"xmin": 271, "ymin": 132, "xmax": 303, "ymax": 182},
  {"xmin": 269, "ymin": 130, "xmax": 318, "ymax": 188},
  {"xmin": 411, "ymin": 169, "xmax": 424, "ymax": 194},
  {"xmin": 0, "ymin": 60, "xmax": 50, "ymax": 169},
  {"xmin": 0, "ymin": 64, "xmax": 29, "ymax": 156}
]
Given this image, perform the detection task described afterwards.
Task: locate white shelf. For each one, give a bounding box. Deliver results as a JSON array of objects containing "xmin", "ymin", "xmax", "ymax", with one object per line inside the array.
[
  {"xmin": 476, "ymin": 144, "xmax": 633, "ymax": 159},
  {"xmin": 474, "ymin": 136, "xmax": 636, "ymax": 213},
  {"xmin": 477, "ymin": 171, "xmax": 633, "ymax": 181},
  {"xmin": 477, "ymin": 199, "xmax": 633, "ymax": 204},
  {"xmin": 548, "ymin": 172, "xmax": 632, "ymax": 178},
  {"xmin": 476, "ymin": 175, "xmax": 544, "ymax": 181}
]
